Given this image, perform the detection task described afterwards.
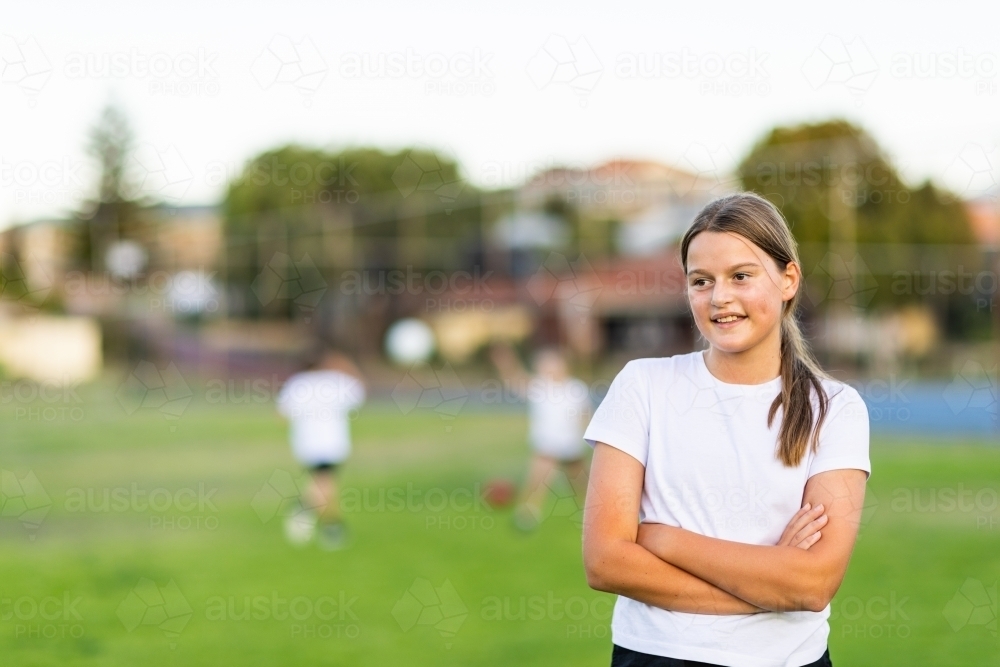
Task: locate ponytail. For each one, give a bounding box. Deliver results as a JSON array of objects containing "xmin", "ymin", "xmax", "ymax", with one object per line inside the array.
[{"xmin": 768, "ymin": 313, "xmax": 830, "ymax": 466}]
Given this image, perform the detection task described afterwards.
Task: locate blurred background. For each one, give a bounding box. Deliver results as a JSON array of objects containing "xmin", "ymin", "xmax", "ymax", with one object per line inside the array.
[{"xmin": 0, "ymin": 2, "xmax": 997, "ymax": 665}]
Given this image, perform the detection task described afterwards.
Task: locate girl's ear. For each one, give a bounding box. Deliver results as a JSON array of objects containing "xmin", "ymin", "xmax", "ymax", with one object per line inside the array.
[{"xmin": 782, "ymin": 261, "xmax": 802, "ymax": 303}]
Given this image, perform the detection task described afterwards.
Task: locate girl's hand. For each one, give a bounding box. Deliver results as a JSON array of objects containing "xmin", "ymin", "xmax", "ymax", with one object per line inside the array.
[{"xmin": 777, "ymin": 503, "xmax": 827, "ymax": 550}]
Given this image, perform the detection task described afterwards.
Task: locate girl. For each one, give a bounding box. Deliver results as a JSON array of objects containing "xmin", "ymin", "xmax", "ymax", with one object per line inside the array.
[
  {"xmin": 490, "ymin": 343, "xmax": 591, "ymax": 531},
  {"xmin": 582, "ymin": 193, "xmax": 870, "ymax": 667},
  {"xmin": 277, "ymin": 349, "xmax": 366, "ymax": 550}
]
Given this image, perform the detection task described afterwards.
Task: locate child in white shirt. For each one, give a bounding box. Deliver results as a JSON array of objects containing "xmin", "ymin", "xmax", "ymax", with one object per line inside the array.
[
  {"xmin": 490, "ymin": 343, "xmax": 591, "ymax": 530},
  {"xmin": 277, "ymin": 350, "xmax": 365, "ymax": 549}
]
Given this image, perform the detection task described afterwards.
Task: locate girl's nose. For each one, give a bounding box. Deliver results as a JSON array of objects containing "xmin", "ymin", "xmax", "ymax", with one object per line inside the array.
[{"xmin": 711, "ymin": 283, "xmax": 734, "ymax": 306}]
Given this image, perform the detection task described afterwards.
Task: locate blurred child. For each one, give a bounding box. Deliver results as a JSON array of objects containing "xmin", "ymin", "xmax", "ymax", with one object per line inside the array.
[
  {"xmin": 489, "ymin": 343, "xmax": 591, "ymax": 531},
  {"xmin": 277, "ymin": 349, "xmax": 366, "ymax": 550}
]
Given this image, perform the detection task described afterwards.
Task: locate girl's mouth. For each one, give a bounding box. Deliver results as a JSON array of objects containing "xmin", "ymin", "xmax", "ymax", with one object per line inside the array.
[{"xmin": 712, "ymin": 314, "xmax": 747, "ymax": 328}]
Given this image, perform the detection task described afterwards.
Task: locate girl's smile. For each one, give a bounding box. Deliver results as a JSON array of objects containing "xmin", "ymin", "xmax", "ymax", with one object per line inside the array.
[{"xmin": 711, "ymin": 312, "xmax": 747, "ymax": 328}]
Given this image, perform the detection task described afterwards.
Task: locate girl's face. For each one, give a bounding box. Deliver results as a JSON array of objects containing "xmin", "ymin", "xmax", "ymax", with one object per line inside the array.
[{"xmin": 685, "ymin": 231, "xmax": 800, "ymax": 356}]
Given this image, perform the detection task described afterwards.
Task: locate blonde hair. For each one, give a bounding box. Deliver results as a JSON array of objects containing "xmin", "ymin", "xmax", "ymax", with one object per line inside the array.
[{"xmin": 680, "ymin": 192, "xmax": 830, "ymax": 467}]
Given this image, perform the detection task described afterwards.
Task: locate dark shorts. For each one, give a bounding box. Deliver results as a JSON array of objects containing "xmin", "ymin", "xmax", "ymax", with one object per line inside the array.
[{"xmin": 611, "ymin": 645, "xmax": 832, "ymax": 667}]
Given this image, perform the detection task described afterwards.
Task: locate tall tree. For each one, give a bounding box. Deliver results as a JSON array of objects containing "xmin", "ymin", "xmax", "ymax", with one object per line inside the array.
[
  {"xmin": 74, "ymin": 103, "xmax": 145, "ymax": 271},
  {"xmin": 222, "ymin": 145, "xmax": 481, "ymax": 319},
  {"xmin": 738, "ymin": 119, "xmax": 976, "ymax": 313}
]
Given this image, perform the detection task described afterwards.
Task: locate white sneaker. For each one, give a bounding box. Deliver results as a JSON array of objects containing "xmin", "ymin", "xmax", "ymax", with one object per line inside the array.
[{"xmin": 283, "ymin": 504, "xmax": 317, "ymax": 546}]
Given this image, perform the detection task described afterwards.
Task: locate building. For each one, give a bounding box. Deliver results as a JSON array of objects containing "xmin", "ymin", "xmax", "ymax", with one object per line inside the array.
[{"xmin": 489, "ymin": 158, "xmax": 724, "ymax": 358}]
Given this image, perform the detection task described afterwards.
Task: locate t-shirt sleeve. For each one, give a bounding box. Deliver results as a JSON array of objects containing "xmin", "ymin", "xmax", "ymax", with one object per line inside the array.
[
  {"xmin": 808, "ymin": 385, "xmax": 871, "ymax": 479},
  {"xmin": 583, "ymin": 360, "xmax": 650, "ymax": 466},
  {"xmin": 276, "ymin": 377, "xmax": 297, "ymax": 417},
  {"xmin": 344, "ymin": 375, "xmax": 366, "ymax": 410}
]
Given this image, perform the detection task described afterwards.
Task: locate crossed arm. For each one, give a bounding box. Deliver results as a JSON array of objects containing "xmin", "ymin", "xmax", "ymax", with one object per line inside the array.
[{"xmin": 582, "ymin": 443, "xmax": 867, "ymax": 614}]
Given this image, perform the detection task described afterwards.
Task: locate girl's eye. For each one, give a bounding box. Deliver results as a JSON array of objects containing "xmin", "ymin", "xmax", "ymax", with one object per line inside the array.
[
  {"xmin": 692, "ymin": 278, "xmax": 709, "ymax": 288},
  {"xmin": 734, "ymin": 272, "xmax": 750, "ymax": 281}
]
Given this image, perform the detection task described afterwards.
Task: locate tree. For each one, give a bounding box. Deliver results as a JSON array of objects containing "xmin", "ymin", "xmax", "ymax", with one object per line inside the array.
[
  {"xmin": 222, "ymin": 145, "xmax": 482, "ymax": 319},
  {"xmin": 73, "ymin": 103, "xmax": 147, "ymax": 272},
  {"xmin": 738, "ymin": 120, "xmax": 976, "ymax": 314}
]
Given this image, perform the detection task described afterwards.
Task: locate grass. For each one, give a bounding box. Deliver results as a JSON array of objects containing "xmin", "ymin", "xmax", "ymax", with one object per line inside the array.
[{"xmin": 0, "ymin": 392, "xmax": 998, "ymax": 666}]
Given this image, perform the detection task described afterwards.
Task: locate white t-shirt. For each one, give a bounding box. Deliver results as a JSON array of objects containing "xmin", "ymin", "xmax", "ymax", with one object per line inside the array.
[
  {"xmin": 277, "ymin": 370, "xmax": 366, "ymax": 466},
  {"xmin": 583, "ymin": 351, "xmax": 870, "ymax": 667},
  {"xmin": 527, "ymin": 377, "xmax": 591, "ymax": 460}
]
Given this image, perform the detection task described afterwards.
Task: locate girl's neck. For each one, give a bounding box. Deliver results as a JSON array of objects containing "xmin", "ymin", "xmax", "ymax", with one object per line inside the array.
[{"xmin": 703, "ymin": 336, "xmax": 782, "ymax": 386}]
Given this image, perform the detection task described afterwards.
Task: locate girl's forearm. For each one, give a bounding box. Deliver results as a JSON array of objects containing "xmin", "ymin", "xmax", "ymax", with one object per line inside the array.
[
  {"xmin": 585, "ymin": 537, "xmax": 763, "ymax": 615},
  {"xmin": 637, "ymin": 524, "xmax": 833, "ymax": 612}
]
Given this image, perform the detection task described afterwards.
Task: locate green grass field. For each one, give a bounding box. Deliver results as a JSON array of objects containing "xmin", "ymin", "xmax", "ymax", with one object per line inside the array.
[{"xmin": 1, "ymin": 389, "xmax": 998, "ymax": 666}]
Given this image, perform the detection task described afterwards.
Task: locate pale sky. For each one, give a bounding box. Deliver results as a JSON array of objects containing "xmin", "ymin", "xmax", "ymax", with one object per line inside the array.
[{"xmin": 2, "ymin": 0, "xmax": 999, "ymax": 228}]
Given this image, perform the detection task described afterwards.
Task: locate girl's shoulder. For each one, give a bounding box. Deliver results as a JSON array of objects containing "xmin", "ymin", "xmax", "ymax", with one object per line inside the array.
[
  {"xmin": 816, "ymin": 376, "xmax": 868, "ymax": 419},
  {"xmin": 605, "ymin": 353, "xmax": 702, "ymax": 401}
]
